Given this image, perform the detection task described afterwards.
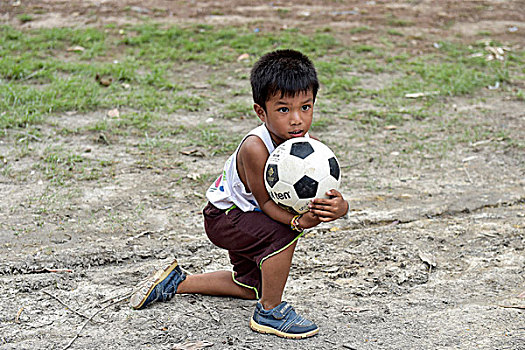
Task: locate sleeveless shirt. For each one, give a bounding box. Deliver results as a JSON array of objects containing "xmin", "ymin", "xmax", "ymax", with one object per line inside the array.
[
  {"xmin": 206, "ymin": 124, "xmax": 275, "ymax": 211},
  {"xmin": 207, "ymin": 124, "xmax": 310, "ymax": 212}
]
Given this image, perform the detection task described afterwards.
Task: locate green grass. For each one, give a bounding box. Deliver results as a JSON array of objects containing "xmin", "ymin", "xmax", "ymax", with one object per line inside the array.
[
  {"xmin": 221, "ymin": 101, "xmax": 253, "ymax": 119},
  {"xmin": 0, "ymin": 23, "xmax": 523, "ymax": 134},
  {"xmin": 349, "ymin": 26, "xmax": 370, "ymax": 34},
  {"xmin": 0, "ymin": 24, "xmax": 340, "ymax": 130},
  {"xmin": 386, "ymin": 15, "xmax": 414, "ymax": 27},
  {"xmin": 36, "ymin": 146, "xmax": 108, "ymax": 184},
  {"xmin": 17, "ymin": 14, "xmax": 34, "ymax": 23},
  {"xmin": 346, "ymin": 108, "xmax": 427, "ymax": 129},
  {"xmin": 189, "ymin": 124, "xmax": 241, "ymax": 156}
]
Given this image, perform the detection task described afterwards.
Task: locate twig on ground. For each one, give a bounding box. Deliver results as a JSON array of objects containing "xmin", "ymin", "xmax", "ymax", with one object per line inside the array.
[
  {"xmin": 463, "ymin": 166, "xmax": 472, "ymax": 183},
  {"xmin": 15, "ymin": 306, "xmax": 25, "ymax": 324},
  {"xmin": 343, "ymin": 344, "xmax": 358, "ymax": 350},
  {"xmin": 42, "ymin": 290, "xmax": 100, "ymax": 323},
  {"xmin": 16, "ymin": 131, "xmax": 42, "ymax": 142},
  {"xmin": 62, "ymin": 294, "xmax": 129, "ymax": 350},
  {"xmin": 342, "ymin": 157, "xmax": 374, "ymax": 169},
  {"xmin": 498, "ymin": 305, "xmax": 525, "ymax": 310},
  {"xmin": 100, "ymin": 290, "xmax": 133, "ymax": 305},
  {"xmin": 127, "ymin": 230, "xmax": 163, "ymax": 242},
  {"xmin": 30, "ymin": 268, "xmax": 74, "ymax": 274},
  {"xmin": 201, "ymin": 303, "xmax": 220, "ymax": 324},
  {"xmin": 20, "ymin": 68, "xmax": 45, "ymax": 82}
]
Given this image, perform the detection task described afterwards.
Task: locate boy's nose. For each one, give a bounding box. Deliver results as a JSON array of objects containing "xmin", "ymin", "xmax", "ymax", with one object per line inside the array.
[{"xmin": 290, "ymin": 111, "xmax": 301, "ymax": 124}]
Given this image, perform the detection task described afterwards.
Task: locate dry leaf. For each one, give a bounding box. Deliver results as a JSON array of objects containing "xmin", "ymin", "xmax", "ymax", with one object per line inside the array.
[
  {"xmin": 67, "ymin": 45, "xmax": 85, "ymax": 52},
  {"xmin": 172, "ymin": 341, "xmax": 214, "ymax": 350},
  {"xmin": 418, "ymin": 250, "xmax": 437, "ymax": 268},
  {"xmin": 237, "ymin": 53, "xmax": 250, "ymax": 61},
  {"xmin": 462, "ymin": 156, "xmax": 478, "ymax": 163},
  {"xmin": 186, "ymin": 173, "xmax": 201, "ymax": 181},
  {"xmin": 95, "ymin": 74, "xmax": 113, "ymax": 86},
  {"xmin": 342, "ymin": 306, "xmax": 370, "ymax": 313},
  {"xmin": 180, "ymin": 149, "xmax": 206, "ymax": 157},
  {"xmin": 405, "ymin": 91, "xmax": 439, "ymax": 98},
  {"xmin": 107, "ymin": 108, "xmax": 120, "ymax": 118}
]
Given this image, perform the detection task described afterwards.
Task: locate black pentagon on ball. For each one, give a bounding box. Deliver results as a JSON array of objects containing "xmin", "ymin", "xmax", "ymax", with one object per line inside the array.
[
  {"xmin": 294, "ymin": 175, "xmax": 318, "ymax": 199},
  {"xmin": 328, "ymin": 157, "xmax": 340, "ymax": 180},
  {"xmin": 290, "ymin": 141, "xmax": 314, "ymax": 159},
  {"xmin": 265, "ymin": 164, "xmax": 279, "ymax": 188}
]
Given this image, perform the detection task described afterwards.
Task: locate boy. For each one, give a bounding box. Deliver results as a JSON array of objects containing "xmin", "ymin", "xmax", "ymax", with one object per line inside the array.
[{"xmin": 130, "ymin": 49, "xmax": 349, "ymax": 339}]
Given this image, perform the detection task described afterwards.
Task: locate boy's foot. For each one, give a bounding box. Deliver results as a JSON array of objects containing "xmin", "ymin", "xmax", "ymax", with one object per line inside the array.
[
  {"xmin": 250, "ymin": 301, "xmax": 319, "ymax": 339},
  {"xmin": 129, "ymin": 259, "xmax": 186, "ymax": 310}
]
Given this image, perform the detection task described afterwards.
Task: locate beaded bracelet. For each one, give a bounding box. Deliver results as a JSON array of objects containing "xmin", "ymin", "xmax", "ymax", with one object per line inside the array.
[{"xmin": 290, "ymin": 214, "xmax": 304, "ymax": 232}]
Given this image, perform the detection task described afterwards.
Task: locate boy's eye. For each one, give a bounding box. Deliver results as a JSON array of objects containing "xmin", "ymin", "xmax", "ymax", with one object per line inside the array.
[
  {"xmin": 278, "ymin": 107, "xmax": 289, "ymax": 113},
  {"xmin": 301, "ymin": 105, "xmax": 311, "ymax": 111}
]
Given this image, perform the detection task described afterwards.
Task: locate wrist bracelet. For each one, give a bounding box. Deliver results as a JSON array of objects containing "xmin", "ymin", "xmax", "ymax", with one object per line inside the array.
[{"xmin": 290, "ymin": 214, "xmax": 304, "ymax": 232}]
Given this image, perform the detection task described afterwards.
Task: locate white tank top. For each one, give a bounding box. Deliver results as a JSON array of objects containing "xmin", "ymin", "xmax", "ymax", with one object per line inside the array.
[{"xmin": 206, "ymin": 124, "xmax": 275, "ymax": 211}]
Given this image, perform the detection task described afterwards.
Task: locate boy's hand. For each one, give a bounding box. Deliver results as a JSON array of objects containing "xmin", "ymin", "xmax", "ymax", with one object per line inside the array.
[
  {"xmin": 297, "ymin": 211, "xmax": 321, "ymax": 229},
  {"xmin": 307, "ymin": 189, "xmax": 348, "ymax": 222}
]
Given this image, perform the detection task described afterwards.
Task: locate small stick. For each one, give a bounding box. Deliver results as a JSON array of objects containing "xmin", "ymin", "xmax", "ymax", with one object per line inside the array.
[
  {"xmin": 99, "ymin": 291, "xmax": 133, "ymax": 305},
  {"xmin": 498, "ymin": 305, "xmax": 525, "ymax": 310},
  {"xmin": 62, "ymin": 294, "xmax": 129, "ymax": 350},
  {"xmin": 42, "ymin": 290, "xmax": 98, "ymax": 323},
  {"xmin": 44, "ymin": 268, "xmax": 74, "ymax": 273},
  {"xmin": 16, "ymin": 131, "xmax": 42, "ymax": 142},
  {"xmin": 29, "ymin": 268, "xmax": 74, "ymax": 274},
  {"xmin": 464, "ymin": 166, "xmax": 472, "ymax": 183},
  {"xmin": 15, "ymin": 306, "xmax": 25, "ymax": 323},
  {"xmin": 127, "ymin": 230, "xmax": 163, "ymax": 242},
  {"xmin": 20, "ymin": 68, "xmax": 45, "ymax": 81}
]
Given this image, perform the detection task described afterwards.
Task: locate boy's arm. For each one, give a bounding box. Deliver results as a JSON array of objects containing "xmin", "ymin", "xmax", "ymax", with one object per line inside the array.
[{"xmin": 237, "ymin": 136, "xmax": 321, "ymax": 229}]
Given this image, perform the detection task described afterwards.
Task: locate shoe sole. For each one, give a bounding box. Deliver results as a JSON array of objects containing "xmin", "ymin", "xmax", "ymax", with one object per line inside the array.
[
  {"xmin": 249, "ymin": 317, "xmax": 319, "ymax": 339},
  {"xmin": 129, "ymin": 259, "xmax": 179, "ymax": 310}
]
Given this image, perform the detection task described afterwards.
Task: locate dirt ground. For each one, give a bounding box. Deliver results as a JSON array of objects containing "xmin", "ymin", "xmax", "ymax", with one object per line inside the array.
[{"xmin": 1, "ymin": 1, "xmax": 524, "ymax": 349}]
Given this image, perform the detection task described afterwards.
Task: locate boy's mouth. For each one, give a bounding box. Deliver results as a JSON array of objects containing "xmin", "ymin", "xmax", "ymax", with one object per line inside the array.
[{"xmin": 289, "ymin": 130, "xmax": 303, "ymax": 137}]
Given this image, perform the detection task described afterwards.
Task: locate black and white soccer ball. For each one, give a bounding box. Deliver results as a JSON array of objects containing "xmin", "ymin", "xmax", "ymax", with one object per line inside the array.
[{"xmin": 264, "ymin": 137, "xmax": 341, "ymax": 214}]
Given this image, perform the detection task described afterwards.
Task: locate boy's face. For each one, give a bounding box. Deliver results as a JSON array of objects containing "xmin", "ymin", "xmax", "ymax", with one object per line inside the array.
[{"xmin": 254, "ymin": 90, "xmax": 314, "ymax": 146}]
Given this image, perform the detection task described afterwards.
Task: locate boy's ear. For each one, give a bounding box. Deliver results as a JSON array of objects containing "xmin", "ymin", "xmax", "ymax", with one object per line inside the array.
[{"xmin": 254, "ymin": 104, "xmax": 266, "ymax": 122}]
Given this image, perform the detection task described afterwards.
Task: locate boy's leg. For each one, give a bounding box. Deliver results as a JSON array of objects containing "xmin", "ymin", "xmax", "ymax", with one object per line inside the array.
[
  {"xmin": 250, "ymin": 241, "xmax": 319, "ymax": 339},
  {"xmin": 130, "ymin": 260, "xmax": 256, "ymax": 310},
  {"xmin": 259, "ymin": 241, "xmax": 297, "ymax": 310},
  {"xmin": 177, "ymin": 270, "xmax": 256, "ymax": 299}
]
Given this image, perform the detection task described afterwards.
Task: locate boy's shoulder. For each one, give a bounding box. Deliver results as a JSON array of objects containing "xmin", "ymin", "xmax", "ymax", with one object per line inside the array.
[
  {"xmin": 238, "ymin": 134, "xmax": 269, "ymax": 158},
  {"xmin": 237, "ymin": 124, "xmax": 273, "ymax": 156}
]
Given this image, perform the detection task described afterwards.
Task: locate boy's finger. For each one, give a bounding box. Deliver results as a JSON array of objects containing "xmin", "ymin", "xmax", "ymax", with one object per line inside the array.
[
  {"xmin": 310, "ymin": 198, "xmax": 334, "ymax": 205},
  {"xmin": 326, "ymin": 189, "xmax": 342, "ymax": 197},
  {"xmin": 309, "ymin": 202, "xmax": 331, "ymax": 210},
  {"xmin": 309, "ymin": 208, "xmax": 336, "ymax": 218}
]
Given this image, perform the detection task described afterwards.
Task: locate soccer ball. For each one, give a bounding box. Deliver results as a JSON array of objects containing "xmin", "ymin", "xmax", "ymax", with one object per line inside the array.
[{"xmin": 264, "ymin": 137, "xmax": 341, "ymax": 214}]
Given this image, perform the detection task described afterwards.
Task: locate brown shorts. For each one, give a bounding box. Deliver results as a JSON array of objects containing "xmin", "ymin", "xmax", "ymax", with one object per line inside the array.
[{"xmin": 203, "ymin": 202, "xmax": 303, "ymax": 299}]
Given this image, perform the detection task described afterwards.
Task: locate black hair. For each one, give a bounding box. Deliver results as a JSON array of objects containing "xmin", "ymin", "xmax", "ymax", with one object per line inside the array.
[{"xmin": 250, "ymin": 49, "xmax": 319, "ymax": 112}]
